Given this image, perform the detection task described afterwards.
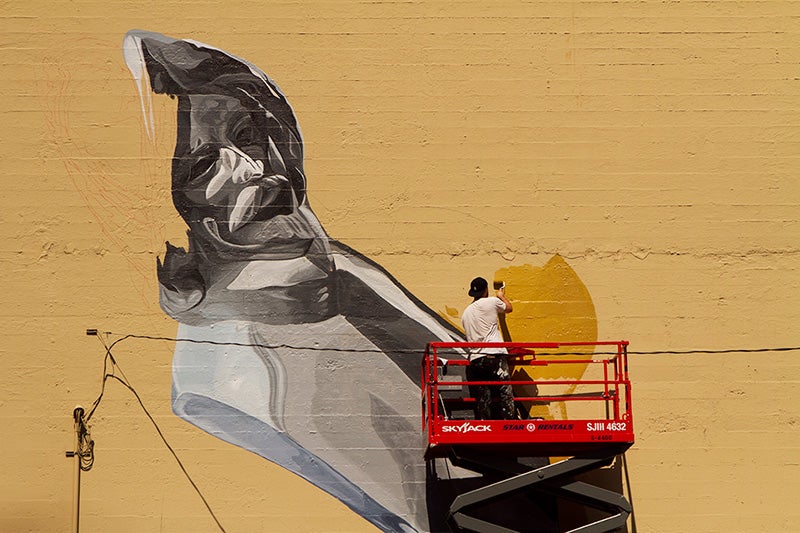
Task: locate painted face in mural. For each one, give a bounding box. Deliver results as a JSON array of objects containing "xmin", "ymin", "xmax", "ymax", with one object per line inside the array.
[
  {"xmin": 175, "ymin": 93, "xmax": 309, "ymax": 250},
  {"xmin": 130, "ymin": 34, "xmax": 319, "ymax": 251},
  {"xmin": 125, "ymin": 32, "xmax": 335, "ymax": 323}
]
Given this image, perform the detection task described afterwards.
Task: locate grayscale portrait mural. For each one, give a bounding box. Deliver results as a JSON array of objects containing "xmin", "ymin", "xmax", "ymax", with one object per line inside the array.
[{"xmin": 123, "ymin": 30, "xmax": 472, "ymax": 532}]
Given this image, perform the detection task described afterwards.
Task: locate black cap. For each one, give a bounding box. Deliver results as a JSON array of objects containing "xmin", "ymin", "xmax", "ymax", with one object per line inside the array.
[{"xmin": 468, "ymin": 277, "xmax": 488, "ymax": 297}]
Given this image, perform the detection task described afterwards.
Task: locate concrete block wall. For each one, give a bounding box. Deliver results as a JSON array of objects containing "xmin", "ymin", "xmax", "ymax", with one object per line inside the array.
[{"xmin": 1, "ymin": 1, "xmax": 798, "ymax": 531}]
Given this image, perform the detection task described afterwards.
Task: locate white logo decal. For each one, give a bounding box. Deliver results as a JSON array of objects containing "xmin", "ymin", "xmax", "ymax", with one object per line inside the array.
[{"xmin": 441, "ymin": 422, "xmax": 493, "ymax": 433}]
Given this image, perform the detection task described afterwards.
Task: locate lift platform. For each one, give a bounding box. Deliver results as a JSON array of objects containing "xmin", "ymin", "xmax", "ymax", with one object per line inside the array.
[{"xmin": 422, "ymin": 341, "xmax": 634, "ymax": 533}]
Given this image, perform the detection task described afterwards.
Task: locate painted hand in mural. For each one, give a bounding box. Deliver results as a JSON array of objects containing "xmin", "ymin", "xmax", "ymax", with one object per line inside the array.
[{"xmin": 123, "ymin": 30, "xmax": 468, "ymax": 532}]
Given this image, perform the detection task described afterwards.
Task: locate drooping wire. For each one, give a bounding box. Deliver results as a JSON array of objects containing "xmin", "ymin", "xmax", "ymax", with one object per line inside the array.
[
  {"xmin": 83, "ymin": 334, "xmax": 226, "ymax": 533},
  {"xmin": 96, "ymin": 332, "xmax": 800, "ymax": 357},
  {"xmin": 74, "ymin": 408, "xmax": 94, "ymax": 472},
  {"xmin": 100, "ymin": 332, "xmax": 426, "ymax": 354},
  {"xmin": 76, "ymin": 335, "xmax": 136, "ymax": 472},
  {"xmin": 85, "ymin": 334, "xmax": 132, "ymax": 423},
  {"xmin": 628, "ymin": 346, "xmax": 800, "ymax": 355}
]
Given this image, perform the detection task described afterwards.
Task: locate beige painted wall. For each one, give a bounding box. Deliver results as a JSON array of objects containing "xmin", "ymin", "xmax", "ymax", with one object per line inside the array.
[{"xmin": 2, "ymin": 1, "xmax": 798, "ymax": 531}]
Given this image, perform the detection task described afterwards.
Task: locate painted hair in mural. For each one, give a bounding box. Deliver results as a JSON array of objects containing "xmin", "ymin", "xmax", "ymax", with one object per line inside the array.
[{"xmin": 123, "ymin": 30, "xmax": 476, "ymax": 531}]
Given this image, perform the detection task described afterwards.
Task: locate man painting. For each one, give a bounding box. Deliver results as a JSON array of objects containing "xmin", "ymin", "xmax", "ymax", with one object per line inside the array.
[{"xmin": 461, "ymin": 277, "xmax": 516, "ymax": 420}]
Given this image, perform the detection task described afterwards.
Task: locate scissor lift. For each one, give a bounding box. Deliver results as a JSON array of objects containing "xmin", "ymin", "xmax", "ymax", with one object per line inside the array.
[{"xmin": 422, "ymin": 341, "xmax": 634, "ymax": 533}]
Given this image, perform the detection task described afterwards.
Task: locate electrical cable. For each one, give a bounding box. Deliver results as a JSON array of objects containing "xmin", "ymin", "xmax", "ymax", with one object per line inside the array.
[
  {"xmin": 628, "ymin": 346, "xmax": 800, "ymax": 355},
  {"xmin": 96, "ymin": 331, "xmax": 800, "ymax": 357},
  {"xmin": 85, "ymin": 335, "xmax": 133, "ymax": 423},
  {"xmin": 74, "ymin": 411, "xmax": 94, "ymax": 472},
  {"xmin": 83, "ymin": 334, "xmax": 226, "ymax": 533},
  {"xmin": 100, "ymin": 332, "xmax": 424, "ymax": 354}
]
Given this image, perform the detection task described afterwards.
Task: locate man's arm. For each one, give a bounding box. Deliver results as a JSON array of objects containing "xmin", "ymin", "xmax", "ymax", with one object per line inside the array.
[{"xmin": 496, "ymin": 288, "xmax": 513, "ymax": 313}]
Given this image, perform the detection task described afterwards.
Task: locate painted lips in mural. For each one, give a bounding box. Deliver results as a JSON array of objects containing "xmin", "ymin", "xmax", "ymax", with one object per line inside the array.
[{"xmin": 123, "ymin": 30, "xmax": 469, "ymax": 532}]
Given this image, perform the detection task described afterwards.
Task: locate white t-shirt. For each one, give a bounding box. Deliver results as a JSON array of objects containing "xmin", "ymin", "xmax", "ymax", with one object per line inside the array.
[{"xmin": 461, "ymin": 296, "xmax": 508, "ymax": 357}]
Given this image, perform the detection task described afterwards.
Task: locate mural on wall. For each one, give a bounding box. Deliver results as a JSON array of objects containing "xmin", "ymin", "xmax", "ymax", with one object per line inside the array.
[
  {"xmin": 122, "ymin": 30, "xmax": 597, "ymax": 532},
  {"xmin": 123, "ymin": 30, "xmax": 467, "ymax": 532}
]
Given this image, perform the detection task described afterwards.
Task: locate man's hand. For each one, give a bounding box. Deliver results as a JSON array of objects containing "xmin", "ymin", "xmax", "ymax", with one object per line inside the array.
[{"xmin": 496, "ymin": 289, "xmax": 513, "ymax": 313}]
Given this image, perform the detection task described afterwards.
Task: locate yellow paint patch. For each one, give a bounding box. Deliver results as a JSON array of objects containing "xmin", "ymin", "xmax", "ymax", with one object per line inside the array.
[
  {"xmin": 496, "ymin": 256, "xmax": 597, "ymax": 420},
  {"xmin": 496, "ymin": 255, "xmax": 597, "ymax": 346}
]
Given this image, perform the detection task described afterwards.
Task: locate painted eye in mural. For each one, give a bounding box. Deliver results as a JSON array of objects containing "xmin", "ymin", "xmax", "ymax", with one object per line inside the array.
[
  {"xmin": 189, "ymin": 154, "xmax": 218, "ymax": 184},
  {"xmin": 179, "ymin": 149, "xmax": 221, "ymax": 206},
  {"xmin": 232, "ymin": 121, "xmax": 261, "ymax": 153}
]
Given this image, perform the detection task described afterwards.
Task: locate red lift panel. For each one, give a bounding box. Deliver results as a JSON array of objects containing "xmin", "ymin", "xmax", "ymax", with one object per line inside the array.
[{"xmin": 422, "ymin": 341, "xmax": 634, "ymax": 458}]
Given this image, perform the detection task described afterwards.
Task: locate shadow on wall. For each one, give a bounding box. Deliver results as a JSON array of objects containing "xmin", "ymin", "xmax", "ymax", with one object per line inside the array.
[{"xmin": 563, "ymin": 459, "xmax": 631, "ymax": 532}]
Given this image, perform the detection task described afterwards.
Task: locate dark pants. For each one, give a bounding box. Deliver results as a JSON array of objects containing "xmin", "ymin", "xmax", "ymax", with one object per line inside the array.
[{"xmin": 466, "ymin": 355, "xmax": 516, "ymax": 420}]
